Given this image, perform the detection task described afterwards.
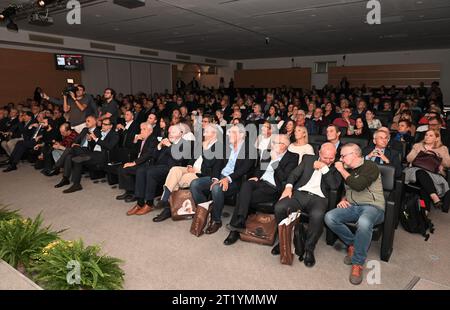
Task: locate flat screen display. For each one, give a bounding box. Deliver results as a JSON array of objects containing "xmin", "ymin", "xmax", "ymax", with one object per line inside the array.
[{"xmin": 55, "ymin": 54, "xmax": 84, "ymax": 70}]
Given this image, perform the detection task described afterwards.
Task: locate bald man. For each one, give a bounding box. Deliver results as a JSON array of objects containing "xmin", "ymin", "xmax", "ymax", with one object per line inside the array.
[{"xmin": 272, "ymin": 142, "xmax": 342, "ymax": 268}]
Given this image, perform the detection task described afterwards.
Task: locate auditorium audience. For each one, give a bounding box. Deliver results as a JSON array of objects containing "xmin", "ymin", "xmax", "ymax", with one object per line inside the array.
[{"xmin": 2, "ymin": 80, "xmax": 449, "ymax": 279}]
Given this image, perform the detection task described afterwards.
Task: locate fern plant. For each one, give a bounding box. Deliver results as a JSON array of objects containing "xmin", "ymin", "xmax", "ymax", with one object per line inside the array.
[
  {"xmin": 32, "ymin": 239, "xmax": 125, "ymax": 290},
  {"xmin": 0, "ymin": 205, "xmax": 21, "ymax": 222},
  {"xmin": 0, "ymin": 213, "xmax": 62, "ymax": 269}
]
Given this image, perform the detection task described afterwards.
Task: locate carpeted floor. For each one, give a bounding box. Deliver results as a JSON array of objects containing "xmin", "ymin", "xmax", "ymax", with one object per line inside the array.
[{"xmin": 1, "ymin": 163, "xmax": 449, "ymax": 290}]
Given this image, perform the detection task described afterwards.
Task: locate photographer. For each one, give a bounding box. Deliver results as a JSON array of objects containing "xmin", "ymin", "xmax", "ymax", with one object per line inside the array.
[{"xmin": 41, "ymin": 84, "xmax": 96, "ymax": 133}]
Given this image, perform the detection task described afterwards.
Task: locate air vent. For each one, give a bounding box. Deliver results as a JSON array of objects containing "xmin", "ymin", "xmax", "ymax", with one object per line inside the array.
[
  {"xmin": 28, "ymin": 34, "xmax": 64, "ymax": 45},
  {"xmin": 176, "ymin": 54, "xmax": 191, "ymax": 61},
  {"xmin": 205, "ymin": 58, "xmax": 217, "ymax": 64},
  {"xmin": 90, "ymin": 42, "xmax": 116, "ymax": 51},
  {"xmin": 140, "ymin": 49, "xmax": 159, "ymax": 56}
]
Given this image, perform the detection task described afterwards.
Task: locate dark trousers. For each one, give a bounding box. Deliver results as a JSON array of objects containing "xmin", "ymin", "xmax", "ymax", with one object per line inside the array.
[
  {"xmin": 190, "ymin": 176, "xmax": 240, "ymax": 223},
  {"xmin": 10, "ymin": 140, "xmax": 36, "ymax": 164},
  {"xmin": 134, "ymin": 165, "xmax": 169, "ymax": 202},
  {"xmin": 71, "ymin": 151, "xmax": 104, "ymax": 185},
  {"xmin": 42, "ymin": 145, "xmax": 54, "ymax": 170},
  {"xmin": 415, "ymin": 169, "xmax": 441, "ymax": 210},
  {"xmin": 274, "ymin": 190, "xmax": 328, "ymax": 251},
  {"xmin": 230, "ymin": 180, "xmax": 278, "ymax": 228},
  {"xmin": 58, "ymin": 146, "xmax": 90, "ymax": 180},
  {"xmin": 118, "ymin": 165, "xmax": 139, "ymax": 192}
]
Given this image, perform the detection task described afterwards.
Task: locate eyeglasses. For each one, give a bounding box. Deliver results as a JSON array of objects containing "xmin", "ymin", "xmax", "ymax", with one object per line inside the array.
[
  {"xmin": 102, "ymin": 123, "xmax": 112, "ymax": 126},
  {"xmin": 271, "ymin": 141, "xmax": 286, "ymax": 146},
  {"xmin": 340, "ymin": 152, "xmax": 353, "ymax": 159}
]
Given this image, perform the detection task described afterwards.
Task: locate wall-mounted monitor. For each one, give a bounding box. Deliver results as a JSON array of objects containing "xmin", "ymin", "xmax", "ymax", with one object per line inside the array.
[{"xmin": 55, "ymin": 54, "xmax": 84, "ymax": 70}]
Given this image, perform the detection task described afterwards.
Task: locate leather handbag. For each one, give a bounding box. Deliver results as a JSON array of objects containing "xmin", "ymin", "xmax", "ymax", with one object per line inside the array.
[
  {"xmin": 190, "ymin": 201, "xmax": 212, "ymax": 237},
  {"xmin": 278, "ymin": 212, "xmax": 301, "ymax": 265},
  {"xmin": 169, "ymin": 189, "xmax": 197, "ymax": 221},
  {"xmin": 239, "ymin": 213, "xmax": 276, "ymax": 246},
  {"xmin": 412, "ymin": 150, "xmax": 442, "ymax": 174}
]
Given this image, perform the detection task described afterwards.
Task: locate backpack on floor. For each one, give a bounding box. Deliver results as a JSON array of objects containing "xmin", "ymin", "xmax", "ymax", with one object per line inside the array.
[{"xmin": 400, "ymin": 192, "xmax": 435, "ymax": 241}]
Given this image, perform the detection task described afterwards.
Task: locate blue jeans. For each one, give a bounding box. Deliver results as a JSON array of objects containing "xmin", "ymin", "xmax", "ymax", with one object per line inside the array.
[
  {"xmin": 324, "ymin": 204, "xmax": 384, "ymax": 265},
  {"xmin": 190, "ymin": 176, "xmax": 239, "ymax": 223}
]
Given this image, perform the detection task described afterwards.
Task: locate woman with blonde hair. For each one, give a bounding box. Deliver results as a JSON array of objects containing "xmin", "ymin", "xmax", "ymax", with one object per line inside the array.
[
  {"xmin": 288, "ymin": 125, "xmax": 314, "ymax": 164},
  {"xmin": 404, "ymin": 129, "xmax": 450, "ymax": 210}
]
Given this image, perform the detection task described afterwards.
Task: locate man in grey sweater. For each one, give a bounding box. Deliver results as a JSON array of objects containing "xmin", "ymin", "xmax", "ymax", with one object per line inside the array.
[{"xmin": 325, "ymin": 143, "xmax": 385, "ymax": 285}]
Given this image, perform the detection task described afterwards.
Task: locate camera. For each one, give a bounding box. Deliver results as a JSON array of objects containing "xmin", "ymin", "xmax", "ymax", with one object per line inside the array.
[{"xmin": 63, "ymin": 78, "xmax": 78, "ymax": 96}]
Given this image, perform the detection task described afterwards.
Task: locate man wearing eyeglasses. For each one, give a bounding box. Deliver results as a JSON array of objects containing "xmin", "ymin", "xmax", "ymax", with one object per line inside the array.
[
  {"xmin": 271, "ymin": 142, "xmax": 342, "ymax": 268},
  {"xmin": 61, "ymin": 118, "xmax": 119, "ymax": 193},
  {"xmin": 223, "ymin": 134, "xmax": 299, "ymax": 245},
  {"xmin": 325, "ymin": 143, "xmax": 385, "ymax": 285}
]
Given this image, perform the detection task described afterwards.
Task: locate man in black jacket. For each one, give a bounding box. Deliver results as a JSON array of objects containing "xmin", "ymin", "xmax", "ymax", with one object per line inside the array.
[
  {"xmin": 3, "ymin": 111, "xmax": 42, "ymax": 172},
  {"xmin": 1, "ymin": 109, "xmax": 28, "ymax": 157},
  {"xmin": 127, "ymin": 124, "xmax": 191, "ymax": 216},
  {"xmin": 224, "ymin": 134, "xmax": 299, "ymax": 245},
  {"xmin": 115, "ymin": 110, "xmax": 140, "ymax": 162},
  {"xmin": 62, "ymin": 118, "xmax": 119, "ymax": 193},
  {"xmin": 272, "ymin": 142, "xmax": 342, "ymax": 267},
  {"xmin": 116, "ymin": 122, "xmax": 158, "ymax": 202},
  {"xmin": 363, "ymin": 129, "xmax": 402, "ymax": 178},
  {"xmin": 190, "ymin": 123, "xmax": 256, "ymax": 234},
  {"xmin": 54, "ymin": 115, "xmax": 98, "ymax": 188}
]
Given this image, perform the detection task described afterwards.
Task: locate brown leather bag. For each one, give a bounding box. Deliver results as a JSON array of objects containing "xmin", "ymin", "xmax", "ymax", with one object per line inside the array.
[
  {"xmin": 239, "ymin": 213, "xmax": 276, "ymax": 246},
  {"xmin": 278, "ymin": 212, "xmax": 301, "ymax": 265},
  {"xmin": 169, "ymin": 189, "xmax": 197, "ymax": 221},
  {"xmin": 190, "ymin": 201, "xmax": 212, "ymax": 237},
  {"xmin": 412, "ymin": 150, "xmax": 442, "ymax": 174}
]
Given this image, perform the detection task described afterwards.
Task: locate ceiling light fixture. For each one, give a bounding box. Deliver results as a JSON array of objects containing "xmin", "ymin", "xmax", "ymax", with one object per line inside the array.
[{"xmin": 0, "ymin": 6, "xmax": 18, "ymax": 32}]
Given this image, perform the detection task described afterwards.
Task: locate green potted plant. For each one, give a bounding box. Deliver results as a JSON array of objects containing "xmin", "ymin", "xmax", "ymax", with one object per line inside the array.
[
  {"xmin": 0, "ymin": 213, "xmax": 62, "ymax": 272},
  {"xmin": 32, "ymin": 239, "xmax": 125, "ymax": 290}
]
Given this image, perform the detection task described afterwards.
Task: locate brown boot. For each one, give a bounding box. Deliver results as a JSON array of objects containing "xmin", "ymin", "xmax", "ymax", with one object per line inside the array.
[
  {"xmin": 349, "ymin": 264, "xmax": 364, "ymax": 285},
  {"xmin": 344, "ymin": 245, "xmax": 354, "ymax": 265}
]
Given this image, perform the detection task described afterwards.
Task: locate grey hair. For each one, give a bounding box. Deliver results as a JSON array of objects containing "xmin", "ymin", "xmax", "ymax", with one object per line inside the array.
[{"xmin": 341, "ymin": 143, "xmax": 362, "ymax": 157}]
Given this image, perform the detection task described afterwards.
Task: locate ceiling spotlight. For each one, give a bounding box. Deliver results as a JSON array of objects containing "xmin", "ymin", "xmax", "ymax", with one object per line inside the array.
[
  {"xmin": 0, "ymin": 6, "xmax": 18, "ymax": 32},
  {"xmin": 0, "ymin": 6, "xmax": 16, "ymax": 20},
  {"xmin": 37, "ymin": 0, "xmax": 57, "ymax": 8}
]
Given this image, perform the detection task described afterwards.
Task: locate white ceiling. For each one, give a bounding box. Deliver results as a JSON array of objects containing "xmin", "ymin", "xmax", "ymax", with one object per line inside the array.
[{"xmin": 2, "ymin": 0, "xmax": 450, "ymax": 60}]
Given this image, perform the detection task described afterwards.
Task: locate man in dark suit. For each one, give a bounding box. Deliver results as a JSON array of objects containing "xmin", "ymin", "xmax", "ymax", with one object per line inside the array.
[
  {"xmin": 126, "ymin": 124, "xmax": 191, "ymax": 216},
  {"xmin": 62, "ymin": 118, "xmax": 119, "ymax": 193},
  {"xmin": 54, "ymin": 115, "xmax": 98, "ymax": 189},
  {"xmin": 363, "ymin": 129, "xmax": 402, "ymax": 178},
  {"xmin": 1, "ymin": 110, "xmax": 29, "ymax": 159},
  {"xmin": 190, "ymin": 123, "xmax": 256, "ymax": 234},
  {"xmin": 272, "ymin": 143, "xmax": 342, "ymax": 267},
  {"xmin": 114, "ymin": 110, "xmax": 140, "ymax": 163},
  {"xmin": 224, "ymin": 134, "xmax": 299, "ymax": 245},
  {"xmin": 116, "ymin": 122, "xmax": 158, "ymax": 203},
  {"xmin": 3, "ymin": 111, "xmax": 42, "ymax": 172}
]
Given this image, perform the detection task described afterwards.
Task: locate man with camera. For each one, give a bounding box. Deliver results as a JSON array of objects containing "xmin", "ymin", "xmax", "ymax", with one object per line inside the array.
[{"xmin": 41, "ymin": 83, "xmax": 96, "ymax": 133}]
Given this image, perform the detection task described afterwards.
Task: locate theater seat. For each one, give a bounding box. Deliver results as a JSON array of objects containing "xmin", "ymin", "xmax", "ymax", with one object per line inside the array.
[{"xmin": 341, "ymin": 136, "xmax": 369, "ymax": 149}]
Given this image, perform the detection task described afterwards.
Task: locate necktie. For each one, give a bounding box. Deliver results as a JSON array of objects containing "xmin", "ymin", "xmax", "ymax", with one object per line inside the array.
[{"xmin": 138, "ymin": 139, "xmax": 146, "ymax": 157}]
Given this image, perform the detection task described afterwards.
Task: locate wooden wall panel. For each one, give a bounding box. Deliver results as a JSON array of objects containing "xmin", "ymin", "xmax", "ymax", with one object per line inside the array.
[
  {"xmin": 0, "ymin": 48, "xmax": 81, "ymax": 105},
  {"xmin": 328, "ymin": 64, "xmax": 440, "ymax": 87},
  {"xmin": 235, "ymin": 68, "xmax": 311, "ymax": 89}
]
